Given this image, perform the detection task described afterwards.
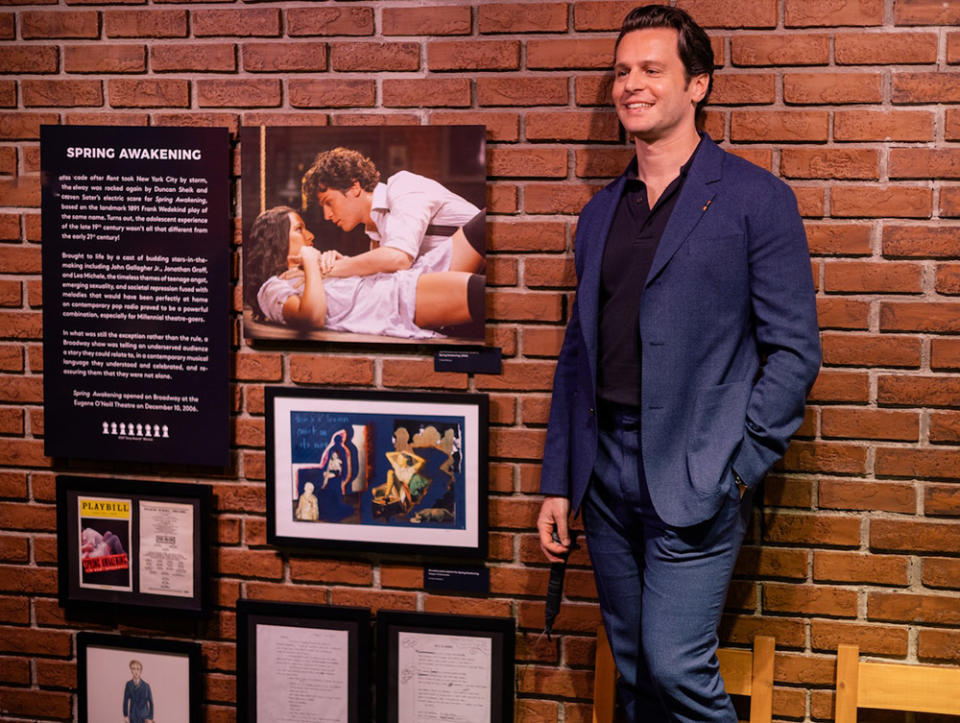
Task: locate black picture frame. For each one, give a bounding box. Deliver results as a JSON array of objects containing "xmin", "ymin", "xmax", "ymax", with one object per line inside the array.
[
  {"xmin": 77, "ymin": 632, "xmax": 201, "ymax": 723},
  {"xmin": 265, "ymin": 387, "xmax": 488, "ymax": 558},
  {"xmin": 56, "ymin": 475, "xmax": 211, "ymax": 615},
  {"xmin": 376, "ymin": 610, "xmax": 515, "ymax": 723},
  {"xmin": 236, "ymin": 599, "xmax": 371, "ymax": 723}
]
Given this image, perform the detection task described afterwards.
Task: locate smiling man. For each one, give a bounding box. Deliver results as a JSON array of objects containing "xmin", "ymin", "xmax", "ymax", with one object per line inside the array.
[
  {"xmin": 537, "ymin": 5, "xmax": 820, "ymax": 721},
  {"xmin": 300, "ymin": 147, "xmax": 484, "ymax": 278}
]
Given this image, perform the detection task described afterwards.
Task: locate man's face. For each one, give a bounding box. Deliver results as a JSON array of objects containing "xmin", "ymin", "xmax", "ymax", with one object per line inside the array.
[
  {"xmin": 130, "ymin": 663, "xmax": 141, "ymax": 682},
  {"xmin": 612, "ymin": 27, "xmax": 708, "ymax": 144},
  {"xmin": 316, "ymin": 181, "xmax": 368, "ymax": 231}
]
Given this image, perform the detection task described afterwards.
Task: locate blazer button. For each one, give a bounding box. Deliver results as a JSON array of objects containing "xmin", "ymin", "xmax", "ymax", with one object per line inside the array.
[{"xmin": 588, "ymin": 407, "xmax": 595, "ymax": 415}]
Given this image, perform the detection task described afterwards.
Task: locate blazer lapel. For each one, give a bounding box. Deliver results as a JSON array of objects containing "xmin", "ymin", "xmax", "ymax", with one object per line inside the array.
[
  {"xmin": 578, "ymin": 174, "xmax": 625, "ymax": 384},
  {"xmin": 645, "ymin": 135, "xmax": 725, "ymax": 287}
]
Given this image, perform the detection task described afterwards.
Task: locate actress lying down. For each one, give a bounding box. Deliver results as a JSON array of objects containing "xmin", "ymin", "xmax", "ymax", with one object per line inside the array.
[{"xmin": 245, "ymin": 207, "xmax": 484, "ymax": 339}]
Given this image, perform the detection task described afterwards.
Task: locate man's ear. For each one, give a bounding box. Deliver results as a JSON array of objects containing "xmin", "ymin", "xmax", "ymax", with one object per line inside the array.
[
  {"xmin": 349, "ymin": 180, "xmax": 363, "ymax": 196},
  {"xmin": 689, "ymin": 73, "xmax": 709, "ymax": 103}
]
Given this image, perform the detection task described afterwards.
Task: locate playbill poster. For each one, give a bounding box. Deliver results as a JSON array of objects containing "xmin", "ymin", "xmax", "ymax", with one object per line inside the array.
[
  {"xmin": 78, "ymin": 496, "xmax": 132, "ymax": 592},
  {"xmin": 40, "ymin": 124, "xmax": 230, "ymax": 466},
  {"xmin": 138, "ymin": 500, "xmax": 194, "ymax": 598},
  {"xmin": 255, "ymin": 624, "xmax": 350, "ymax": 722},
  {"xmin": 397, "ymin": 631, "xmax": 492, "ymax": 722}
]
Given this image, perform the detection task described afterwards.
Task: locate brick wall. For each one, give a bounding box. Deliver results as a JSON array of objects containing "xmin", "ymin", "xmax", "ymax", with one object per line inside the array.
[{"xmin": 1, "ymin": 1, "xmax": 959, "ymax": 720}]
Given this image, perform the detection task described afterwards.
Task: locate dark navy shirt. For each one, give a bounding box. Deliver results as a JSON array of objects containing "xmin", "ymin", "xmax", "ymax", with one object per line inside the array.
[{"xmin": 597, "ymin": 141, "xmax": 701, "ymax": 407}]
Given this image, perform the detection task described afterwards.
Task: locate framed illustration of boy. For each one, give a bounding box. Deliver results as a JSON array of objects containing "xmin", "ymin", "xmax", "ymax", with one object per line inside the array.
[
  {"xmin": 77, "ymin": 632, "xmax": 201, "ymax": 723},
  {"xmin": 57, "ymin": 476, "xmax": 212, "ymax": 615},
  {"xmin": 265, "ymin": 387, "xmax": 488, "ymax": 557},
  {"xmin": 236, "ymin": 599, "xmax": 371, "ymax": 723},
  {"xmin": 376, "ymin": 610, "xmax": 515, "ymax": 723},
  {"xmin": 240, "ymin": 125, "xmax": 487, "ymax": 345}
]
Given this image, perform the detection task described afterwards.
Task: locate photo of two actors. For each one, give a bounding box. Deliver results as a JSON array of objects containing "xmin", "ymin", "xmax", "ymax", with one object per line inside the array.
[{"xmin": 241, "ymin": 125, "xmax": 487, "ymax": 344}]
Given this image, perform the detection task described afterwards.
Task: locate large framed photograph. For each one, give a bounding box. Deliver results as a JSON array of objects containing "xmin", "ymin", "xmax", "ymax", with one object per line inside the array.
[
  {"xmin": 376, "ymin": 610, "xmax": 515, "ymax": 723},
  {"xmin": 237, "ymin": 599, "xmax": 371, "ymax": 723},
  {"xmin": 265, "ymin": 387, "xmax": 488, "ymax": 557},
  {"xmin": 57, "ymin": 475, "xmax": 211, "ymax": 614},
  {"xmin": 240, "ymin": 125, "xmax": 486, "ymax": 345},
  {"xmin": 77, "ymin": 632, "xmax": 201, "ymax": 723}
]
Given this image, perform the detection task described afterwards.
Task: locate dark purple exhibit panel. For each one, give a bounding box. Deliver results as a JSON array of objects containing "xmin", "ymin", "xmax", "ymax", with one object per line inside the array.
[{"xmin": 41, "ymin": 125, "xmax": 230, "ymax": 466}]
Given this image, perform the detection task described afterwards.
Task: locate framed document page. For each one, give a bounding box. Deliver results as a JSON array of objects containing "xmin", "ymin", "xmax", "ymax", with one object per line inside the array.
[
  {"xmin": 57, "ymin": 475, "xmax": 211, "ymax": 614},
  {"xmin": 376, "ymin": 610, "xmax": 515, "ymax": 723},
  {"xmin": 265, "ymin": 387, "xmax": 488, "ymax": 557},
  {"xmin": 78, "ymin": 632, "xmax": 201, "ymax": 723},
  {"xmin": 237, "ymin": 599, "xmax": 371, "ymax": 723}
]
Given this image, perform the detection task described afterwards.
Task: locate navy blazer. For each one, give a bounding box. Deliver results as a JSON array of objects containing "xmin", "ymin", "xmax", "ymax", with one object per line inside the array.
[{"xmin": 540, "ymin": 134, "xmax": 821, "ymax": 527}]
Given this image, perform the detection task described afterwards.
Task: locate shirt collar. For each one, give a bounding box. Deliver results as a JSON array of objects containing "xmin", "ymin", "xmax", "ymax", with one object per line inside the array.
[{"xmin": 371, "ymin": 181, "xmax": 389, "ymax": 212}]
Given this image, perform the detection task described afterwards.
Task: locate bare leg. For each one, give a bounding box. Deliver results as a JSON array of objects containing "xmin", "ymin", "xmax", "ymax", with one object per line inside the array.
[{"xmin": 414, "ymin": 272, "xmax": 473, "ymax": 328}]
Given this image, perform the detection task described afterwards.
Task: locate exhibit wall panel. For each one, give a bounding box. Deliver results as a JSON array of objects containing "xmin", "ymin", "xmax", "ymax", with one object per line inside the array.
[{"xmin": 0, "ymin": 1, "xmax": 959, "ymax": 721}]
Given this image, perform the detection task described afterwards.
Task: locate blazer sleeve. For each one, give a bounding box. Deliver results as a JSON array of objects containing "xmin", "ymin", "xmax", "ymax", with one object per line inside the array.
[{"xmin": 732, "ymin": 176, "xmax": 821, "ymax": 488}]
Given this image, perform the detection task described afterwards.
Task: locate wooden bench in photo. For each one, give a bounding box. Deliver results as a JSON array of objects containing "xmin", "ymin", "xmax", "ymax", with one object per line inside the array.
[
  {"xmin": 834, "ymin": 643, "xmax": 960, "ymax": 722},
  {"xmin": 592, "ymin": 628, "xmax": 775, "ymax": 723}
]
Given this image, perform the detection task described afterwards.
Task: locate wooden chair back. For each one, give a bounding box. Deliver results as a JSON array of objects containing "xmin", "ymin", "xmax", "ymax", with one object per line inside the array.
[
  {"xmin": 592, "ymin": 630, "xmax": 775, "ymax": 723},
  {"xmin": 835, "ymin": 643, "xmax": 960, "ymax": 722}
]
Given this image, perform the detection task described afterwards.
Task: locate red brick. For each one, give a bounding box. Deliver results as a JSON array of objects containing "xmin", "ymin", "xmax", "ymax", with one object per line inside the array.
[
  {"xmin": 785, "ymin": 0, "xmax": 883, "ymax": 27},
  {"xmin": 926, "ymin": 485, "xmax": 960, "ymax": 516},
  {"xmin": 524, "ymin": 257, "xmax": 576, "ymax": 289},
  {"xmin": 104, "ymin": 10, "xmax": 188, "ymax": 38},
  {"xmin": 489, "ymin": 220, "xmax": 568, "ymax": 253},
  {"xmin": 918, "ymin": 629, "xmax": 960, "ymax": 662},
  {"xmin": 763, "ymin": 583, "xmax": 858, "ymax": 617},
  {"xmin": 784, "ymin": 73, "xmax": 883, "ymax": 104},
  {"xmin": 218, "ymin": 548, "xmax": 282, "ymax": 579},
  {"xmin": 0, "ymin": 689, "xmax": 71, "ymax": 719},
  {"xmin": 834, "ymin": 109, "xmax": 934, "ymax": 142},
  {"xmin": 0, "ymin": 439, "xmax": 49, "ymax": 467},
  {"xmin": 289, "ymin": 79, "xmax": 375, "ymax": 108},
  {"xmin": 288, "ymin": 355, "xmax": 373, "ymax": 385},
  {"xmin": 809, "ymin": 369, "xmax": 870, "ymax": 403},
  {"xmin": 478, "ymin": 77, "xmax": 568, "ymax": 107},
  {"xmin": 890, "ymin": 148, "xmax": 960, "ymax": 179},
  {"xmin": 429, "ymin": 111, "xmax": 520, "ymax": 142},
  {"xmin": 732, "ymin": 33, "xmax": 829, "ymax": 66},
  {"xmin": 931, "ymin": 411, "xmax": 960, "ymax": 443},
  {"xmin": 810, "ymin": 621, "xmax": 908, "ymax": 656},
  {"xmin": 575, "ymin": 148, "xmax": 634, "ymax": 178},
  {"xmin": 0, "ymin": 375, "xmax": 42, "ymax": 403},
  {"xmin": 922, "ymin": 558, "xmax": 960, "ymax": 590},
  {"xmin": 878, "ymin": 374, "xmax": 960, "ymax": 408},
  {"xmin": 488, "ymin": 290, "xmax": 562, "ymax": 323},
  {"xmin": 778, "ymin": 440, "xmax": 868, "ymax": 475},
  {"xmin": 876, "ymin": 447, "xmax": 960, "ymax": 481},
  {"xmin": 836, "ymin": 31, "xmax": 938, "ymax": 64},
  {"xmin": 489, "ymin": 147, "xmax": 567, "ymax": 179},
  {"xmin": 677, "ymin": 0, "xmax": 778, "ymax": 27},
  {"xmin": 931, "ymin": 339, "xmax": 960, "ymax": 370},
  {"xmin": 22, "ymin": 10, "xmax": 98, "ymax": 38},
  {"xmin": 428, "ymin": 40, "xmax": 520, "ymax": 71},
  {"xmin": 524, "ymin": 183, "xmax": 603, "ymax": 216},
  {"xmin": 193, "ymin": 9, "xmax": 280, "ymax": 37},
  {"xmin": 479, "ymin": 3, "xmax": 567, "ymax": 33},
  {"xmin": 487, "ymin": 256, "xmax": 519, "ymax": 286},
  {"xmin": 572, "ymin": 2, "xmax": 637, "ymax": 31},
  {"xmin": 832, "ymin": 186, "xmax": 931, "ymax": 218},
  {"xmin": 805, "ymin": 223, "xmax": 872, "ymax": 256},
  {"xmin": 383, "ymin": 79, "xmax": 470, "ymax": 108},
  {"xmin": 734, "ymin": 546, "xmax": 807, "ymax": 579},
  {"xmin": 818, "ymin": 478, "xmax": 917, "ymax": 514},
  {"xmin": 936, "ymin": 263, "xmax": 960, "ymax": 295},
  {"xmin": 762, "ymin": 511, "xmax": 861, "ymax": 547},
  {"xmin": 869, "ymin": 590, "xmax": 960, "ymax": 625},
  {"xmin": 0, "ymin": 46, "xmax": 58, "ymax": 73},
  {"xmin": 108, "ymin": 79, "xmax": 190, "ymax": 108},
  {"xmin": 23, "ymin": 79, "xmax": 102, "ymax": 107},
  {"xmin": 382, "ymin": 6, "xmax": 471, "ymax": 36},
  {"xmin": 821, "ymin": 407, "xmax": 919, "ymax": 441},
  {"xmin": 824, "ymin": 261, "xmax": 922, "ymax": 293},
  {"xmin": 894, "ymin": 0, "xmax": 960, "ymax": 25},
  {"xmin": 381, "ymin": 359, "xmax": 467, "ymax": 389},
  {"xmin": 518, "ymin": 665, "xmax": 593, "ymax": 698},
  {"xmin": 731, "ymin": 111, "xmax": 829, "ymax": 142},
  {"xmin": 893, "ymin": 73, "xmax": 960, "ymax": 103},
  {"xmin": 710, "ymin": 73, "xmax": 775, "ymax": 105},
  {"xmin": 575, "ymin": 74, "xmax": 613, "ymax": 107},
  {"xmin": 198, "ymin": 79, "xmax": 281, "ymax": 108},
  {"xmin": 289, "ymin": 558, "xmax": 372, "ymax": 585},
  {"xmin": 527, "ymin": 38, "xmax": 613, "ymax": 70},
  {"xmin": 65, "ymin": 44, "xmax": 146, "ymax": 73},
  {"xmin": 0, "ymin": 113, "xmax": 58, "ymax": 141},
  {"xmin": 526, "ymin": 111, "xmax": 619, "ymax": 142},
  {"xmin": 883, "ymin": 224, "xmax": 960, "ymax": 257},
  {"xmin": 951, "ymin": 32, "xmax": 960, "ymax": 65},
  {"xmin": 331, "ymin": 42, "xmax": 419, "ymax": 72},
  {"xmin": 153, "ymin": 43, "xmax": 237, "ymax": 72},
  {"xmin": 814, "ymin": 550, "xmax": 909, "ymax": 586},
  {"xmin": 880, "ymin": 301, "xmax": 960, "ymax": 333},
  {"xmin": 782, "ymin": 149, "xmax": 879, "ymax": 180},
  {"xmin": 234, "ymin": 353, "xmax": 281, "ymax": 381},
  {"xmin": 286, "ymin": 7, "xmax": 373, "ymax": 37}
]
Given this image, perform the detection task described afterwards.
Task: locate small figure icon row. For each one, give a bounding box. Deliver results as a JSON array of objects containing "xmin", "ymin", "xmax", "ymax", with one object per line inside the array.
[{"xmin": 102, "ymin": 421, "xmax": 170, "ymax": 438}]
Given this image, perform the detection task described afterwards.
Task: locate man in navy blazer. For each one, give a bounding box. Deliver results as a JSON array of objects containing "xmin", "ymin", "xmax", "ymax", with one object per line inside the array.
[{"xmin": 537, "ymin": 6, "xmax": 821, "ymax": 721}]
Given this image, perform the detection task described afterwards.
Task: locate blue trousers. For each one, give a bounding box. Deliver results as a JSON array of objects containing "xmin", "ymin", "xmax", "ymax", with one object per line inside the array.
[{"xmin": 583, "ymin": 404, "xmax": 751, "ymax": 722}]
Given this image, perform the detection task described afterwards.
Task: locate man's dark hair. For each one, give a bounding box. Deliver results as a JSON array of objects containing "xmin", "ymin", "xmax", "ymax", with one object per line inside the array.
[
  {"xmin": 615, "ymin": 4, "xmax": 714, "ymax": 123},
  {"xmin": 301, "ymin": 147, "xmax": 380, "ymax": 207}
]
